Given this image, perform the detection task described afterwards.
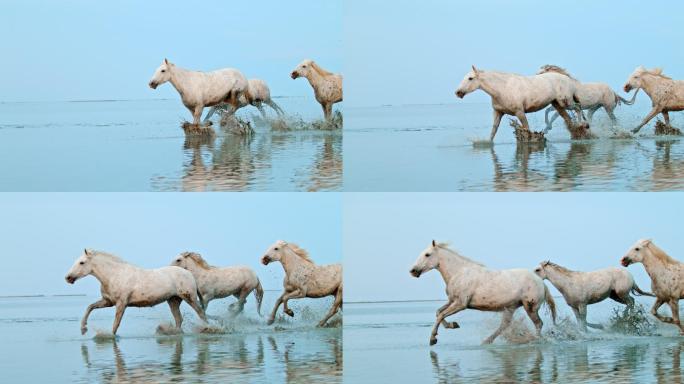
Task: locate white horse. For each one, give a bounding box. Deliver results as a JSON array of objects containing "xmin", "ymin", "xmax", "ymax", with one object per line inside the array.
[
  {"xmin": 621, "ymin": 239, "xmax": 684, "ymax": 333},
  {"xmin": 410, "ymin": 241, "xmax": 556, "ymax": 345},
  {"xmin": 291, "ymin": 59, "xmax": 343, "ymax": 120},
  {"xmin": 171, "ymin": 251, "xmax": 264, "ymax": 316},
  {"xmin": 538, "ymin": 65, "xmax": 638, "ymax": 132},
  {"xmin": 535, "ymin": 261, "xmax": 653, "ymax": 331},
  {"xmin": 624, "ymin": 66, "xmax": 684, "ymax": 133},
  {"xmin": 261, "ymin": 240, "xmax": 342, "ymax": 327},
  {"xmin": 203, "ymin": 78, "xmax": 284, "ymax": 122},
  {"xmin": 148, "ymin": 58, "xmax": 249, "ymax": 125},
  {"xmin": 65, "ymin": 249, "xmax": 206, "ymax": 335},
  {"xmin": 455, "ymin": 65, "xmax": 584, "ymax": 141}
]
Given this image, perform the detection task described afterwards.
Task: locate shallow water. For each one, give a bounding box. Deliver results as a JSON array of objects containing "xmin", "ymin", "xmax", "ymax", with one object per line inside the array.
[
  {"xmin": 0, "ymin": 98, "xmax": 341, "ymax": 191},
  {"xmin": 0, "ymin": 293, "xmax": 341, "ymax": 383},
  {"xmin": 344, "ymin": 103, "xmax": 684, "ymax": 191},
  {"xmin": 344, "ymin": 297, "xmax": 684, "ymax": 383}
]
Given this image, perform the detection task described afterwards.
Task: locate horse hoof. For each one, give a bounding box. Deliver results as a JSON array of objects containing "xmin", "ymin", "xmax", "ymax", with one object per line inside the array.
[
  {"xmin": 482, "ymin": 338, "xmax": 494, "ymax": 345},
  {"xmin": 429, "ymin": 337, "xmax": 438, "ymax": 346},
  {"xmin": 266, "ymin": 319, "xmax": 275, "ymax": 326},
  {"xmin": 450, "ymin": 322, "xmax": 460, "ymax": 329},
  {"xmin": 81, "ymin": 327, "xmax": 88, "ymax": 335},
  {"xmin": 284, "ymin": 309, "xmax": 294, "ymax": 317}
]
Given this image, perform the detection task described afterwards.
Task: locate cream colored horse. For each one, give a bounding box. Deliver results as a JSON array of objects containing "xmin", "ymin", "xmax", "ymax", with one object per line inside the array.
[
  {"xmin": 410, "ymin": 241, "xmax": 556, "ymax": 345},
  {"xmin": 538, "ymin": 66, "xmax": 638, "ymax": 132},
  {"xmin": 535, "ymin": 261, "xmax": 653, "ymax": 331},
  {"xmin": 148, "ymin": 58, "xmax": 249, "ymax": 125},
  {"xmin": 621, "ymin": 239, "xmax": 684, "ymax": 333},
  {"xmin": 261, "ymin": 240, "xmax": 342, "ymax": 327},
  {"xmin": 456, "ymin": 65, "xmax": 584, "ymax": 141},
  {"xmin": 203, "ymin": 78, "xmax": 284, "ymax": 122},
  {"xmin": 291, "ymin": 59, "xmax": 342, "ymax": 120},
  {"xmin": 172, "ymin": 251, "xmax": 264, "ymax": 316},
  {"xmin": 624, "ymin": 66, "xmax": 684, "ymax": 133},
  {"xmin": 65, "ymin": 249, "xmax": 206, "ymax": 335}
]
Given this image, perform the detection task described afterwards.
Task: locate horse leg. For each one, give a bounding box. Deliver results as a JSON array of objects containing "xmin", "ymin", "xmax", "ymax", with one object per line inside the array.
[
  {"xmin": 317, "ymin": 288, "xmax": 343, "ymax": 327},
  {"xmin": 81, "ymin": 298, "xmax": 113, "ymax": 335},
  {"xmin": 633, "ymin": 107, "xmax": 661, "ymax": 133},
  {"xmin": 430, "ymin": 300, "xmax": 466, "ymax": 346},
  {"xmin": 570, "ymin": 305, "xmax": 586, "ymax": 331},
  {"xmin": 483, "ymin": 307, "xmax": 515, "ymax": 344},
  {"xmin": 255, "ymin": 102, "xmax": 267, "ymax": 119},
  {"xmin": 112, "ymin": 302, "xmax": 127, "ymax": 335},
  {"xmin": 180, "ymin": 292, "xmax": 207, "ymax": 323},
  {"xmin": 514, "ymin": 110, "xmax": 530, "ymax": 132},
  {"xmin": 322, "ymin": 103, "xmax": 332, "ymax": 121},
  {"xmin": 523, "ymin": 302, "xmax": 544, "ymax": 338},
  {"xmin": 281, "ymin": 289, "xmax": 305, "ymax": 317},
  {"xmin": 668, "ymin": 300, "xmax": 684, "ymax": 334},
  {"xmin": 650, "ymin": 298, "xmax": 673, "ymax": 323},
  {"xmin": 167, "ymin": 297, "xmax": 184, "ymax": 331},
  {"xmin": 551, "ymin": 101, "xmax": 575, "ymax": 131},
  {"xmin": 662, "ymin": 111, "xmax": 671, "ymax": 126},
  {"xmin": 587, "ymin": 106, "xmax": 599, "ymax": 123},
  {"xmin": 490, "ymin": 110, "xmax": 503, "ymax": 141},
  {"xmin": 267, "ymin": 292, "xmax": 287, "ymax": 325},
  {"xmin": 266, "ymin": 100, "xmax": 284, "ymax": 116},
  {"xmin": 436, "ymin": 302, "xmax": 459, "ymax": 329},
  {"xmin": 192, "ymin": 105, "xmax": 203, "ymax": 126},
  {"xmin": 232, "ymin": 288, "xmax": 250, "ymax": 315},
  {"xmin": 203, "ymin": 106, "xmax": 218, "ymax": 123},
  {"xmin": 544, "ymin": 111, "xmax": 559, "ymax": 134}
]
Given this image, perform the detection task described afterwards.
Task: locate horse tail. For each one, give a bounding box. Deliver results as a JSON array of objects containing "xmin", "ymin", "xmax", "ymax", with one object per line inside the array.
[
  {"xmin": 616, "ymin": 88, "xmax": 639, "ymax": 106},
  {"xmin": 543, "ymin": 284, "xmax": 557, "ymax": 325},
  {"xmin": 631, "ymin": 282, "xmax": 655, "ymax": 297},
  {"xmin": 254, "ymin": 278, "xmax": 264, "ymax": 316}
]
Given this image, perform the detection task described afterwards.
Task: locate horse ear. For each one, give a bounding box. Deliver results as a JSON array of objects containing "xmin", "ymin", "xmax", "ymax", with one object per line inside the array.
[
  {"xmin": 432, "ymin": 239, "xmax": 436, "ymax": 247},
  {"xmin": 84, "ymin": 248, "xmax": 89, "ymax": 256},
  {"xmin": 471, "ymin": 65, "xmax": 479, "ymax": 74},
  {"xmin": 164, "ymin": 58, "xmax": 169, "ymax": 65}
]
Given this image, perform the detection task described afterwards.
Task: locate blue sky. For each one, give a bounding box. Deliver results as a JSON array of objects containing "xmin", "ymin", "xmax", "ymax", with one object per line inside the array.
[
  {"xmin": 344, "ymin": 193, "xmax": 683, "ymax": 302},
  {"xmin": 345, "ymin": 0, "xmax": 684, "ymax": 107},
  {"xmin": 0, "ymin": 0, "xmax": 341, "ymax": 102},
  {"xmin": 0, "ymin": 193, "xmax": 342, "ymax": 295}
]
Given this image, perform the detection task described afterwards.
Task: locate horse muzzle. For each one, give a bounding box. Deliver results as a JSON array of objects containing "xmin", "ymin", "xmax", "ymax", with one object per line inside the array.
[
  {"xmin": 456, "ymin": 90, "xmax": 465, "ymax": 99},
  {"xmin": 261, "ymin": 256, "xmax": 271, "ymax": 265},
  {"xmin": 620, "ymin": 257, "xmax": 632, "ymax": 267},
  {"xmin": 65, "ymin": 275, "xmax": 76, "ymax": 284},
  {"xmin": 410, "ymin": 268, "xmax": 422, "ymax": 278},
  {"xmin": 290, "ymin": 72, "xmax": 299, "ymax": 80},
  {"xmin": 149, "ymin": 82, "xmax": 158, "ymax": 90},
  {"xmin": 623, "ymin": 84, "xmax": 632, "ymax": 93}
]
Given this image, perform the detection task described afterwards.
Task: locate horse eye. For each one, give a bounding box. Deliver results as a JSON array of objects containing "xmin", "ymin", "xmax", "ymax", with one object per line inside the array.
[
  {"xmin": 79, "ymin": 261, "xmax": 85, "ymax": 265},
  {"xmin": 425, "ymin": 253, "xmax": 430, "ymax": 257},
  {"xmin": 161, "ymin": 70, "xmax": 166, "ymax": 73},
  {"xmin": 635, "ymin": 247, "xmax": 640, "ymax": 251},
  {"xmin": 468, "ymin": 77, "xmax": 474, "ymax": 80}
]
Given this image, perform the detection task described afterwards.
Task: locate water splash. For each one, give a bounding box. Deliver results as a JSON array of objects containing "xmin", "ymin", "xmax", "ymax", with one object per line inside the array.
[{"xmin": 607, "ymin": 303, "xmax": 658, "ymax": 336}]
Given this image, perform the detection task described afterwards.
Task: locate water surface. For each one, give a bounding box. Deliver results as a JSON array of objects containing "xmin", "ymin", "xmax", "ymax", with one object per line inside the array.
[
  {"xmin": 344, "ymin": 298, "xmax": 684, "ymax": 383},
  {"xmin": 345, "ymin": 103, "xmax": 684, "ymax": 191},
  {"xmin": 1, "ymin": 293, "xmax": 341, "ymax": 383},
  {"xmin": 0, "ymin": 98, "xmax": 341, "ymax": 191}
]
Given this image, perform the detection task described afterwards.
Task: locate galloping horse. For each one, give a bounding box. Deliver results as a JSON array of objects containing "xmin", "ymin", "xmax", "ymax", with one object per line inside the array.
[
  {"xmin": 291, "ymin": 59, "xmax": 342, "ymax": 120},
  {"xmin": 624, "ymin": 66, "xmax": 684, "ymax": 133},
  {"xmin": 261, "ymin": 240, "xmax": 342, "ymax": 327},
  {"xmin": 410, "ymin": 241, "xmax": 556, "ymax": 345},
  {"xmin": 203, "ymin": 78, "xmax": 284, "ymax": 122},
  {"xmin": 65, "ymin": 249, "xmax": 206, "ymax": 335}
]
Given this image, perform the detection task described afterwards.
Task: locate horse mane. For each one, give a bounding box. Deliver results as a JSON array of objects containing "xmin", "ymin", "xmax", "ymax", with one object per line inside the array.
[
  {"xmin": 89, "ymin": 249, "xmax": 127, "ymax": 264},
  {"xmin": 285, "ymin": 243, "xmax": 314, "ymax": 263},
  {"xmin": 309, "ymin": 61, "xmax": 333, "ymax": 77},
  {"xmin": 181, "ymin": 251, "xmax": 214, "ymax": 269},
  {"xmin": 537, "ymin": 65, "xmax": 576, "ymax": 80},
  {"xmin": 435, "ymin": 243, "xmax": 486, "ymax": 267},
  {"xmin": 542, "ymin": 260, "xmax": 577, "ymax": 275},
  {"xmin": 643, "ymin": 67, "xmax": 672, "ymax": 80},
  {"xmin": 646, "ymin": 242, "xmax": 679, "ymax": 264}
]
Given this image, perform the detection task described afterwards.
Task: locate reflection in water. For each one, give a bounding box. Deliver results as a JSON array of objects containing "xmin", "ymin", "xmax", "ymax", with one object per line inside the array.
[
  {"xmin": 429, "ymin": 339, "xmax": 684, "ymax": 383},
  {"xmin": 79, "ymin": 331, "xmax": 342, "ymax": 383},
  {"xmin": 484, "ymin": 138, "xmax": 684, "ymax": 191},
  {"xmin": 176, "ymin": 130, "xmax": 342, "ymax": 192}
]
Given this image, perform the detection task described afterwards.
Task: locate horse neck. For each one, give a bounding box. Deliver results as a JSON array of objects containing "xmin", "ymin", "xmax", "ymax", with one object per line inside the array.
[
  {"xmin": 304, "ymin": 69, "xmax": 327, "ymax": 90},
  {"xmin": 279, "ymin": 248, "xmax": 307, "ymax": 275},
  {"xmin": 186, "ymin": 262, "xmax": 210, "ymax": 278},
  {"xmin": 477, "ymin": 72, "xmax": 504, "ymax": 101},
  {"xmin": 436, "ymin": 250, "xmax": 480, "ymax": 284},
  {"xmin": 642, "ymin": 249, "xmax": 673, "ymax": 282},
  {"xmin": 90, "ymin": 256, "xmax": 130, "ymax": 289},
  {"xmin": 544, "ymin": 267, "xmax": 575, "ymax": 293},
  {"xmin": 169, "ymin": 66, "xmax": 192, "ymax": 95},
  {"xmin": 640, "ymin": 75, "xmax": 669, "ymax": 100}
]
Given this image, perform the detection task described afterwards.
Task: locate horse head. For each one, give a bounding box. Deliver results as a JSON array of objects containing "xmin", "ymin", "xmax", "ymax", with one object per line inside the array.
[
  {"xmin": 65, "ymin": 248, "xmax": 95, "ymax": 284},
  {"xmin": 149, "ymin": 58, "xmax": 173, "ymax": 89},
  {"xmin": 621, "ymin": 239, "xmax": 651, "ymax": 266},
  {"xmin": 291, "ymin": 59, "xmax": 315, "ymax": 80},
  {"xmin": 262, "ymin": 240, "xmax": 288, "ymax": 265},
  {"xmin": 623, "ymin": 66, "xmax": 647, "ymax": 93},
  {"xmin": 455, "ymin": 65, "xmax": 481, "ymax": 99},
  {"xmin": 410, "ymin": 240, "xmax": 441, "ymax": 278}
]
